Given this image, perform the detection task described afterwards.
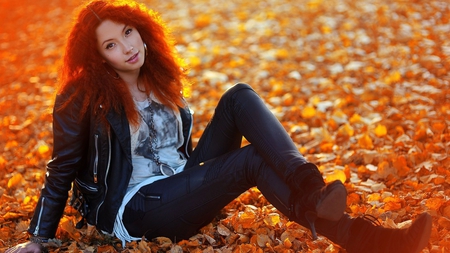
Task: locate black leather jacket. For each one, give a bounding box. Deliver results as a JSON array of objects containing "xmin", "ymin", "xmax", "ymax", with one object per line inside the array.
[{"xmin": 28, "ymin": 90, "xmax": 193, "ymax": 238}]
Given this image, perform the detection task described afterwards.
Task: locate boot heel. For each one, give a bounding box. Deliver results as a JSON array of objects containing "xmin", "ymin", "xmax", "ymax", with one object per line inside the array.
[{"xmin": 305, "ymin": 210, "xmax": 319, "ymax": 240}]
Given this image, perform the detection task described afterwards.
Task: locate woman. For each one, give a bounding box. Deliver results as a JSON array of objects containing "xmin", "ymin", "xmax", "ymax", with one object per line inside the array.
[{"xmin": 6, "ymin": 0, "xmax": 432, "ymax": 252}]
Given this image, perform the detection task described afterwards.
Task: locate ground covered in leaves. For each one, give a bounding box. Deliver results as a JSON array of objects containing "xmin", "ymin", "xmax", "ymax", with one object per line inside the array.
[{"xmin": 1, "ymin": 0, "xmax": 449, "ymax": 252}]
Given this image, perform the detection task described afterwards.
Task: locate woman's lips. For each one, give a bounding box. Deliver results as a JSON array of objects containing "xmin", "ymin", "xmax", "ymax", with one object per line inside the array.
[{"xmin": 126, "ymin": 52, "xmax": 139, "ymax": 63}]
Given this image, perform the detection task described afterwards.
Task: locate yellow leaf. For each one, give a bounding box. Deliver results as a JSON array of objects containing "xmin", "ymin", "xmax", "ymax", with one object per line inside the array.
[
  {"xmin": 301, "ymin": 106, "xmax": 316, "ymax": 119},
  {"xmin": 263, "ymin": 213, "xmax": 280, "ymax": 227},
  {"xmin": 385, "ymin": 71, "xmax": 402, "ymax": 84},
  {"xmin": 276, "ymin": 49, "xmax": 289, "ymax": 60},
  {"xmin": 194, "ymin": 14, "xmax": 211, "ymax": 28},
  {"xmin": 367, "ymin": 193, "xmax": 381, "ymax": 202},
  {"xmin": 188, "ymin": 55, "xmax": 201, "ymax": 67},
  {"xmin": 8, "ymin": 173, "xmax": 24, "ymax": 188},
  {"xmin": 325, "ymin": 169, "xmax": 346, "ymax": 184},
  {"xmin": 374, "ymin": 124, "xmax": 387, "ymax": 137},
  {"xmin": 38, "ymin": 144, "xmax": 50, "ymax": 155},
  {"xmin": 307, "ymin": 0, "xmax": 323, "ymax": 9},
  {"xmin": 23, "ymin": 196, "xmax": 31, "ymax": 205},
  {"xmin": 337, "ymin": 123, "xmax": 354, "ymax": 137},
  {"xmin": 349, "ymin": 113, "xmax": 362, "ymax": 124},
  {"xmin": 238, "ymin": 208, "xmax": 257, "ymax": 228},
  {"xmin": 365, "ymin": 66, "xmax": 375, "ymax": 73},
  {"xmin": 321, "ymin": 25, "xmax": 332, "ymax": 34}
]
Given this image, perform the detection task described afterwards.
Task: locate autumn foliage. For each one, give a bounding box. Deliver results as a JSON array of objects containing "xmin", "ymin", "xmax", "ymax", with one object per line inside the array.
[{"xmin": 1, "ymin": 0, "xmax": 450, "ymax": 252}]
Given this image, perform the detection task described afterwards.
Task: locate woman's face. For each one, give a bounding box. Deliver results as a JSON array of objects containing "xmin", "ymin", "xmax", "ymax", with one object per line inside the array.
[{"xmin": 96, "ymin": 19, "xmax": 145, "ymax": 77}]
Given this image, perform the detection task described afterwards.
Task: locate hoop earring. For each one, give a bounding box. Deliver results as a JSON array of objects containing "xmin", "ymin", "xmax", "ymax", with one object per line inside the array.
[
  {"xmin": 103, "ymin": 62, "xmax": 120, "ymax": 79},
  {"xmin": 143, "ymin": 42, "xmax": 148, "ymax": 57}
]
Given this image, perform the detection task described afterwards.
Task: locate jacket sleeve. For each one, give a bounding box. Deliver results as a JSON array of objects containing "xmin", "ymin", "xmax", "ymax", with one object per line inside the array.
[{"xmin": 28, "ymin": 90, "xmax": 90, "ymax": 238}]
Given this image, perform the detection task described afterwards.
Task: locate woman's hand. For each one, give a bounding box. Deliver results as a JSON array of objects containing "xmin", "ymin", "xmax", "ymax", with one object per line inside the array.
[{"xmin": 5, "ymin": 241, "xmax": 45, "ymax": 253}]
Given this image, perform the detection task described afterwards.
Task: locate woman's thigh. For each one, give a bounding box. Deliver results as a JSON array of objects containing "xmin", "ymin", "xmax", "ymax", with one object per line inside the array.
[
  {"xmin": 122, "ymin": 145, "xmax": 292, "ymax": 240},
  {"xmin": 123, "ymin": 146, "xmax": 256, "ymax": 239}
]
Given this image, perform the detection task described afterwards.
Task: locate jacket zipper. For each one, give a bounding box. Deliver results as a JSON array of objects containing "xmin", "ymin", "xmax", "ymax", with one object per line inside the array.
[
  {"xmin": 184, "ymin": 108, "xmax": 193, "ymax": 158},
  {"xmin": 138, "ymin": 191, "xmax": 161, "ymax": 199},
  {"xmin": 95, "ymin": 129, "xmax": 111, "ymax": 224},
  {"xmin": 94, "ymin": 134, "xmax": 99, "ymax": 183},
  {"xmin": 75, "ymin": 178, "xmax": 98, "ymax": 192},
  {"xmin": 33, "ymin": 197, "xmax": 45, "ymax": 235}
]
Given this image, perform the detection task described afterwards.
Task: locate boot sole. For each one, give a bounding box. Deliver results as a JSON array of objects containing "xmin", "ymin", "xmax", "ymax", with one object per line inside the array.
[{"xmin": 316, "ymin": 180, "xmax": 347, "ymax": 221}]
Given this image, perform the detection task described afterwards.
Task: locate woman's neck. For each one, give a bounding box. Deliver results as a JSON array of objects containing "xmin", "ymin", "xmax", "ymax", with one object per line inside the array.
[
  {"xmin": 129, "ymin": 83, "xmax": 148, "ymax": 102},
  {"xmin": 122, "ymin": 75, "xmax": 148, "ymax": 102}
]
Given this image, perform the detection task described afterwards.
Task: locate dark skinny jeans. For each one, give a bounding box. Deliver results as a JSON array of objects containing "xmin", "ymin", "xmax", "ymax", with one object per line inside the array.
[{"xmin": 123, "ymin": 83, "xmax": 351, "ymax": 246}]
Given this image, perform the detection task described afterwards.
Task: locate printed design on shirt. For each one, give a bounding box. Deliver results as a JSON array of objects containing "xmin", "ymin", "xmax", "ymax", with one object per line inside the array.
[{"xmin": 134, "ymin": 101, "xmax": 179, "ymax": 175}]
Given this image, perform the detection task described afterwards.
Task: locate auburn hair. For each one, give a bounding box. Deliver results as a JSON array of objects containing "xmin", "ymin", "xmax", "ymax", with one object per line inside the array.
[{"xmin": 58, "ymin": 0, "xmax": 188, "ymax": 126}]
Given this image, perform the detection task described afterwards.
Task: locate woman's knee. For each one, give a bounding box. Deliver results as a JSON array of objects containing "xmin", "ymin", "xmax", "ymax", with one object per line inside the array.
[
  {"xmin": 225, "ymin": 83, "xmax": 254, "ymax": 94},
  {"xmin": 220, "ymin": 83, "xmax": 257, "ymax": 104}
]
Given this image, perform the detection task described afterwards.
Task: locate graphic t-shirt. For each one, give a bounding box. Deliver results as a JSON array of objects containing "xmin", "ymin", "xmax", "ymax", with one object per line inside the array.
[{"xmin": 128, "ymin": 97, "xmax": 186, "ymax": 189}]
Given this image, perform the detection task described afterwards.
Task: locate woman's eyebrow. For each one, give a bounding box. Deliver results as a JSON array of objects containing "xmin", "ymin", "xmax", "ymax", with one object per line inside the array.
[{"xmin": 101, "ymin": 24, "xmax": 129, "ymax": 46}]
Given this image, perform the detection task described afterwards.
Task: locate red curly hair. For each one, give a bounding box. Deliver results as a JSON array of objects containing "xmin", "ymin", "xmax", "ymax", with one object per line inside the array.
[{"xmin": 59, "ymin": 0, "xmax": 188, "ymax": 126}]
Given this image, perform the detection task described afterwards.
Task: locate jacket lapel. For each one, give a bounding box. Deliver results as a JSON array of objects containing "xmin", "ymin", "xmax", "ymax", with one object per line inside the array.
[{"xmin": 105, "ymin": 109, "xmax": 132, "ymax": 164}]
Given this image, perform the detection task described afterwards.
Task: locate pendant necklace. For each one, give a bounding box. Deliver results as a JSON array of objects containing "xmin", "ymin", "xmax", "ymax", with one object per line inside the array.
[{"xmin": 137, "ymin": 97, "xmax": 175, "ymax": 176}]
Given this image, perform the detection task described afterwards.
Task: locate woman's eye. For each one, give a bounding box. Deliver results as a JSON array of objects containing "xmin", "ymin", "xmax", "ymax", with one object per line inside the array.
[
  {"xmin": 106, "ymin": 43, "xmax": 115, "ymax": 49},
  {"xmin": 125, "ymin": 28, "xmax": 133, "ymax": 36}
]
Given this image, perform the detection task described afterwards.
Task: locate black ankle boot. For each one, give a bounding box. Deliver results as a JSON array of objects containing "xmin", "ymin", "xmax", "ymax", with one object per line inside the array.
[
  {"xmin": 289, "ymin": 163, "xmax": 347, "ymax": 240},
  {"xmin": 288, "ymin": 163, "xmax": 325, "ymax": 192},
  {"xmin": 345, "ymin": 213, "xmax": 432, "ymax": 253}
]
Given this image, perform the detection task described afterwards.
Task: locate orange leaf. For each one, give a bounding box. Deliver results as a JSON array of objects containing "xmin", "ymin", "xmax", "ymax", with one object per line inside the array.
[
  {"xmin": 425, "ymin": 198, "xmax": 445, "ymax": 211},
  {"xmin": 392, "ymin": 155, "xmax": 411, "ymax": 177},
  {"xmin": 0, "ymin": 156, "xmax": 6, "ymax": 169},
  {"xmin": 97, "ymin": 245, "xmax": 117, "ymax": 253},
  {"xmin": 347, "ymin": 192, "xmax": 361, "ymax": 206},
  {"xmin": 438, "ymin": 217, "xmax": 450, "ymax": 229},
  {"xmin": 358, "ymin": 134, "xmax": 374, "ymax": 149},
  {"xmin": 283, "ymin": 237, "xmax": 292, "ymax": 248}
]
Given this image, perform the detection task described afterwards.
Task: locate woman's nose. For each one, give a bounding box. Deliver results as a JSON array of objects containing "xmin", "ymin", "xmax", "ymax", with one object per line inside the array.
[{"xmin": 124, "ymin": 45, "xmax": 134, "ymax": 54}]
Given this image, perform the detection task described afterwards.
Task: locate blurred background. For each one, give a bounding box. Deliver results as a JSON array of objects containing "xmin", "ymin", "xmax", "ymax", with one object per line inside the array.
[{"xmin": 0, "ymin": 0, "xmax": 449, "ymax": 252}]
